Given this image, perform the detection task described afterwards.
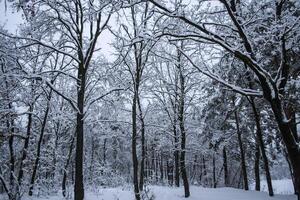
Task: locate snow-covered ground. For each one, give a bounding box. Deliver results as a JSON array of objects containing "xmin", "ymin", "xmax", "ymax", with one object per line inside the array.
[
  {"xmin": 1, "ymin": 180, "xmax": 296, "ymax": 200},
  {"xmin": 82, "ymin": 186, "xmax": 296, "ymax": 200},
  {"xmin": 259, "ymin": 179, "xmax": 294, "ymax": 195},
  {"xmin": 19, "ymin": 184, "xmax": 296, "ymax": 200}
]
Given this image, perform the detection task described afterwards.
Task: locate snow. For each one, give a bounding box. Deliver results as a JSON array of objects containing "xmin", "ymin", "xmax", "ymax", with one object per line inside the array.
[
  {"xmin": 258, "ymin": 179, "xmax": 294, "ymax": 195},
  {"xmin": 6, "ymin": 184, "xmax": 295, "ymax": 200}
]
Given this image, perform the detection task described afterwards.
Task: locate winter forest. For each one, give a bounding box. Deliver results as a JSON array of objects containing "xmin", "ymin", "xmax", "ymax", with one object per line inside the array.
[{"xmin": 0, "ymin": 0, "xmax": 299, "ymax": 200}]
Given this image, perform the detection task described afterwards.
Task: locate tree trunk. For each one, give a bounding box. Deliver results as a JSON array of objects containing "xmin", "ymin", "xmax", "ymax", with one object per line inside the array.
[
  {"xmin": 250, "ymin": 98, "xmax": 273, "ymax": 195},
  {"xmin": 286, "ymin": 105, "xmax": 299, "ymax": 195},
  {"xmin": 270, "ymin": 98, "xmax": 300, "ymax": 200},
  {"xmin": 234, "ymin": 110, "xmax": 249, "ymax": 190},
  {"xmin": 202, "ymin": 155, "xmax": 207, "ymax": 185},
  {"xmin": 254, "ymin": 136, "xmax": 260, "ymax": 191},
  {"xmin": 74, "ymin": 63, "xmax": 86, "ymax": 200},
  {"xmin": 29, "ymin": 94, "xmax": 51, "ymax": 196},
  {"xmin": 62, "ymin": 135, "xmax": 75, "ymax": 197},
  {"xmin": 103, "ymin": 138, "xmax": 107, "ymax": 165},
  {"xmin": 17, "ymin": 109, "xmax": 33, "ymax": 195},
  {"xmin": 151, "ymin": 144, "xmax": 155, "ymax": 179},
  {"xmin": 167, "ymin": 159, "xmax": 173, "ymax": 186},
  {"xmin": 178, "ymin": 58, "xmax": 190, "ymax": 198},
  {"xmin": 213, "ymin": 153, "xmax": 217, "ymax": 188},
  {"xmin": 289, "ymin": 109, "xmax": 298, "ymax": 144},
  {"xmin": 138, "ymin": 96, "xmax": 146, "ymax": 191},
  {"xmin": 8, "ymin": 116, "xmax": 15, "ymax": 198},
  {"xmin": 223, "ymin": 147, "xmax": 229, "ymax": 186},
  {"xmin": 174, "ymin": 124, "xmax": 180, "ymax": 187},
  {"xmin": 160, "ymin": 151, "xmax": 164, "ymax": 182},
  {"xmin": 132, "ymin": 82, "xmax": 140, "ymax": 200},
  {"xmin": 155, "ymin": 152, "xmax": 159, "ymax": 183}
]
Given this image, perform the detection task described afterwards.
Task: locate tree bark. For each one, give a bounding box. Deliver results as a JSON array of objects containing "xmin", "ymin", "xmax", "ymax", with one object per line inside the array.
[
  {"xmin": 254, "ymin": 136, "xmax": 260, "ymax": 191},
  {"xmin": 160, "ymin": 151, "xmax": 164, "ymax": 182},
  {"xmin": 178, "ymin": 54, "xmax": 190, "ymax": 198},
  {"xmin": 62, "ymin": 135, "xmax": 75, "ymax": 197},
  {"xmin": 250, "ymin": 98, "xmax": 273, "ymax": 195},
  {"xmin": 103, "ymin": 138, "xmax": 107, "ymax": 165},
  {"xmin": 213, "ymin": 152, "xmax": 217, "ymax": 188},
  {"xmin": 29, "ymin": 91, "xmax": 52, "ymax": 196},
  {"xmin": 234, "ymin": 109, "xmax": 249, "ymax": 190},
  {"xmin": 138, "ymin": 96, "xmax": 146, "ymax": 191},
  {"xmin": 223, "ymin": 147, "xmax": 229, "ymax": 186},
  {"xmin": 286, "ymin": 105, "xmax": 299, "ymax": 195},
  {"xmin": 167, "ymin": 159, "xmax": 173, "ymax": 186},
  {"xmin": 74, "ymin": 62, "xmax": 86, "ymax": 200},
  {"xmin": 202, "ymin": 155, "xmax": 207, "ymax": 185},
  {"xmin": 132, "ymin": 78, "xmax": 140, "ymax": 200},
  {"xmin": 17, "ymin": 109, "xmax": 32, "ymax": 188},
  {"xmin": 8, "ymin": 116, "xmax": 15, "ymax": 199},
  {"xmin": 174, "ymin": 124, "xmax": 180, "ymax": 187},
  {"xmin": 270, "ymin": 98, "xmax": 300, "ymax": 200},
  {"xmin": 191, "ymin": 155, "xmax": 197, "ymax": 183}
]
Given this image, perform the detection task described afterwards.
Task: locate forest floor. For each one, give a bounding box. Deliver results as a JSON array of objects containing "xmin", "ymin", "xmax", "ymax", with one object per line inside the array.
[
  {"xmin": 1, "ymin": 180, "xmax": 296, "ymax": 200},
  {"xmin": 19, "ymin": 179, "xmax": 296, "ymax": 200}
]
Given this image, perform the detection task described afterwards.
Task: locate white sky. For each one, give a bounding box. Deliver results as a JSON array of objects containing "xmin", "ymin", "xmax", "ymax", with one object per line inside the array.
[
  {"xmin": 0, "ymin": 1, "xmax": 115, "ymax": 59},
  {"xmin": 0, "ymin": 0, "xmax": 214, "ymax": 60},
  {"xmin": 0, "ymin": 1, "xmax": 24, "ymax": 33}
]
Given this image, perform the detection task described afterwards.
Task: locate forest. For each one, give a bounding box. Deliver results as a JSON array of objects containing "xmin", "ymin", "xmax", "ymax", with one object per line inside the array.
[{"xmin": 0, "ymin": 0, "xmax": 299, "ymax": 200}]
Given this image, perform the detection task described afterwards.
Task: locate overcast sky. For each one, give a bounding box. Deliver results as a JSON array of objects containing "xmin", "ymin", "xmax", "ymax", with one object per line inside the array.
[
  {"xmin": 0, "ymin": 1, "xmax": 115, "ymax": 60},
  {"xmin": 0, "ymin": 1, "xmax": 24, "ymax": 33},
  {"xmin": 0, "ymin": 0, "xmax": 211, "ymax": 61}
]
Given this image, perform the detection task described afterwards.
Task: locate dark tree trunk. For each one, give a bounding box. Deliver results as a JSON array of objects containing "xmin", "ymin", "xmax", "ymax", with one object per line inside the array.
[
  {"xmin": 17, "ymin": 109, "xmax": 32, "ymax": 188},
  {"xmin": 178, "ymin": 56, "xmax": 190, "ymax": 198},
  {"xmin": 29, "ymin": 93, "xmax": 52, "ymax": 196},
  {"xmin": 270, "ymin": 98, "xmax": 300, "ymax": 200},
  {"xmin": 74, "ymin": 63, "xmax": 86, "ymax": 200},
  {"xmin": 254, "ymin": 136, "xmax": 260, "ymax": 191},
  {"xmin": 160, "ymin": 151, "xmax": 164, "ymax": 182},
  {"xmin": 151, "ymin": 144, "xmax": 155, "ymax": 179},
  {"xmin": 132, "ymin": 82, "xmax": 140, "ymax": 200},
  {"xmin": 172, "ymin": 72, "xmax": 180, "ymax": 187},
  {"xmin": 167, "ymin": 159, "xmax": 174, "ymax": 186},
  {"xmin": 62, "ymin": 135, "xmax": 75, "ymax": 197},
  {"xmin": 202, "ymin": 155, "xmax": 207, "ymax": 185},
  {"xmin": 223, "ymin": 147, "xmax": 229, "ymax": 186},
  {"xmin": 8, "ymin": 118, "xmax": 15, "ymax": 197},
  {"xmin": 191, "ymin": 155, "xmax": 197, "ymax": 183},
  {"xmin": 138, "ymin": 96, "xmax": 146, "ymax": 191},
  {"xmin": 164, "ymin": 154, "xmax": 168, "ymax": 180},
  {"xmin": 250, "ymin": 98, "xmax": 273, "ymax": 195},
  {"xmin": 234, "ymin": 110, "xmax": 249, "ymax": 190},
  {"xmin": 213, "ymin": 153, "xmax": 217, "ymax": 188},
  {"xmin": 3, "ymin": 69, "xmax": 16, "ymax": 199},
  {"xmin": 286, "ymin": 105, "xmax": 299, "ymax": 195},
  {"xmin": 174, "ymin": 125, "xmax": 180, "ymax": 187},
  {"xmin": 103, "ymin": 138, "xmax": 107, "ymax": 165},
  {"xmin": 289, "ymin": 110, "xmax": 298, "ymax": 143},
  {"xmin": 155, "ymin": 152, "xmax": 159, "ymax": 183},
  {"xmin": 145, "ymin": 144, "xmax": 149, "ymax": 180}
]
